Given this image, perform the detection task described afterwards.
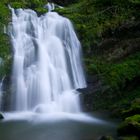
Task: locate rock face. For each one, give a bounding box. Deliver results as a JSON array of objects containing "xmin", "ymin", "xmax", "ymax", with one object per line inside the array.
[
  {"xmin": 97, "ymin": 21, "xmax": 140, "ymax": 62},
  {"xmin": 0, "ymin": 113, "xmax": 4, "ymax": 120},
  {"xmin": 78, "ymin": 75, "xmax": 102, "ymax": 111}
]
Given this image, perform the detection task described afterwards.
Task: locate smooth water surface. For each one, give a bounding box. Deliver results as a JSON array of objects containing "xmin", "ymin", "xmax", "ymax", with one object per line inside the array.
[{"xmin": 0, "ymin": 112, "xmax": 118, "ymax": 140}]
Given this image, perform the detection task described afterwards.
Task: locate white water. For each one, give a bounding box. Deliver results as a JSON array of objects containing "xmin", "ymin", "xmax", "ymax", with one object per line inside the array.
[
  {"xmin": 45, "ymin": 2, "xmax": 55, "ymax": 12},
  {"xmin": 0, "ymin": 81, "xmax": 3, "ymax": 110},
  {"xmin": 8, "ymin": 5, "xmax": 86, "ymax": 114},
  {"xmin": 44, "ymin": 2, "xmax": 63, "ymax": 12},
  {"xmin": 0, "ymin": 77, "xmax": 5, "ymax": 111}
]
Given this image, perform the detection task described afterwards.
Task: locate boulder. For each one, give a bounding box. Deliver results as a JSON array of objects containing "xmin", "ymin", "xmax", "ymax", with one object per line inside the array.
[{"xmin": 117, "ymin": 115, "xmax": 140, "ymax": 137}]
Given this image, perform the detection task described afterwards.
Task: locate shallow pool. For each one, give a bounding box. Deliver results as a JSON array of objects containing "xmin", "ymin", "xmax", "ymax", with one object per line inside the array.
[{"xmin": 0, "ymin": 112, "xmax": 118, "ymax": 140}]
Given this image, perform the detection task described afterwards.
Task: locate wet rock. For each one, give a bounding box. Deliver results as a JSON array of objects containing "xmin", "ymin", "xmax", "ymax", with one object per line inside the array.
[
  {"xmin": 78, "ymin": 75, "xmax": 102, "ymax": 94},
  {"xmin": 78, "ymin": 75, "xmax": 102, "ymax": 111},
  {"xmin": 98, "ymin": 135, "xmax": 114, "ymax": 140},
  {"xmin": 0, "ymin": 113, "xmax": 4, "ymax": 120}
]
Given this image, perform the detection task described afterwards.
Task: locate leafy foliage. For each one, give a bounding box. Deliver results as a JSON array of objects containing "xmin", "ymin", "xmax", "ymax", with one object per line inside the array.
[
  {"xmin": 57, "ymin": 0, "xmax": 139, "ymax": 52},
  {"xmin": 86, "ymin": 52, "xmax": 140, "ymax": 90}
]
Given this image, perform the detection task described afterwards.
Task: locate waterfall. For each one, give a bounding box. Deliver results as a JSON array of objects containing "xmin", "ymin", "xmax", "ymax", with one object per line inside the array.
[
  {"xmin": 8, "ymin": 5, "xmax": 86, "ymax": 113},
  {"xmin": 44, "ymin": 2, "xmax": 55, "ymax": 12},
  {"xmin": 0, "ymin": 58, "xmax": 4, "ymax": 111},
  {"xmin": 0, "ymin": 77, "xmax": 5, "ymax": 111},
  {"xmin": 0, "ymin": 81, "xmax": 3, "ymax": 110}
]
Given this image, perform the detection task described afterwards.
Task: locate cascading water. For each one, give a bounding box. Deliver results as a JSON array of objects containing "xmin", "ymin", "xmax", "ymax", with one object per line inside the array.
[
  {"xmin": 0, "ymin": 58, "xmax": 4, "ymax": 111},
  {"xmin": 0, "ymin": 82, "xmax": 2, "ymax": 110},
  {"xmin": 8, "ymin": 4, "xmax": 86, "ymax": 114},
  {"xmin": 0, "ymin": 77, "xmax": 5, "ymax": 111},
  {"xmin": 44, "ymin": 2, "xmax": 55, "ymax": 12}
]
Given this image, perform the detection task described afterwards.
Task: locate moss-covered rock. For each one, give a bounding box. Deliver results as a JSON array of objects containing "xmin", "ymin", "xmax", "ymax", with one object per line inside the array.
[
  {"xmin": 117, "ymin": 115, "xmax": 140, "ymax": 137},
  {"xmin": 35, "ymin": 7, "xmax": 48, "ymax": 15},
  {"xmin": 10, "ymin": 2, "xmax": 26, "ymax": 9},
  {"xmin": 118, "ymin": 135, "xmax": 139, "ymax": 140},
  {"xmin": 122, "ymin": 98, "xmax": 140, "ymax": 118}
]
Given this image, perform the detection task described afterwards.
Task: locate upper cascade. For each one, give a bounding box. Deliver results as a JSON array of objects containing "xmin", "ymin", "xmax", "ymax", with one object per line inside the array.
[
  {"xmin": 8, "ymin": 6, "xmax": 86, "ymax": 113},
  {"xmin": 44, "ymin": 2, "xmax": 63, "ymax": 12},
  {"xmin": 44, "ymin": 2, "xmax": 55, "ymax": 12}
]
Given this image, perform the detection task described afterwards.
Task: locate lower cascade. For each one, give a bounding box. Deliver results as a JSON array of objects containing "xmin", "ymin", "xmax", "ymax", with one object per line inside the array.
[
  {"xmin": 8, "ymin": 7, "xmax": 86, "ymax": 113},
  {"xmin": 0, "ymin": 79, "xmax": 3, "ymax": 111}
]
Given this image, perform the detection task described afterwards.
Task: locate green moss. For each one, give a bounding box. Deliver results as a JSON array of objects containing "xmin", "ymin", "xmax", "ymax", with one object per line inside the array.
[
  {"xmin": 10, "ymin": 2, "xmax": 26, "ymax": 9},
  {"xmin": 0, "ymin": 3, "xmax": 10, "ymax": 24},
  {"xmin": 86, "ymin": 52, "xmax": 140, "ymax": 91},
  {"xmin": 104, "ymin": 56, "xmax": 140, "ymax": 89},
  {"xmin": 125, "ymin": 115, "xmax": 140, "ymax": 123},
  {"xmin": 0, "ymin": 3, "xmax": 11, "ymax": 77},
  {"xmin": 35, "ymin": 7, "xmax": 48, "ymax": 14},
  {"xmin": 118, "ymin": 115, "xmax": 140, "ymax": 137},
  {"xmin": 119, "ymin": 136, "xmax": 139, "ymax": 140},
  {"xmin": 122, "ymin": 98, "xmax": 140, "ymax": 118},
  {"xmin": 26, "ymin": 0, "xmax": 47, "ymax": 9}
]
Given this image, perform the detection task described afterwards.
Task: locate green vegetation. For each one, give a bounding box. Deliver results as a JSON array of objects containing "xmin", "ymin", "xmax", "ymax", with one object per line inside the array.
[
  {"xmin": 0, "ymin": 3, "xmax": 11, "ymax": 77},
  {"xmin": 86, "ymin": 52, "xmax": 140, "ymax": 91},
  {"xmin": 56, "ymin": 0, "xmax": 140, "ymax": 51}
]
